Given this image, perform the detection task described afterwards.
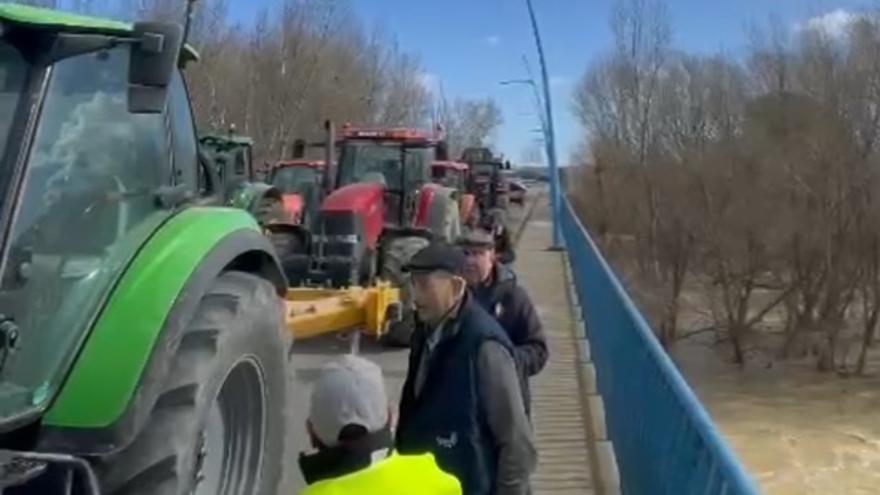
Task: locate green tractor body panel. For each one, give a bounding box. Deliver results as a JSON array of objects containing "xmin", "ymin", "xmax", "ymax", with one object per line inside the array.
[
  {"xmin": 44, "ymin": 208, "xmax": 260, "ymax": 429},
  {"xmin": 0, "ymin": 3, "xmax": 131, "ymax": 32},
  {"xmin": 0, "ymin": 3, "xmax": 200, "ymax": 59}
]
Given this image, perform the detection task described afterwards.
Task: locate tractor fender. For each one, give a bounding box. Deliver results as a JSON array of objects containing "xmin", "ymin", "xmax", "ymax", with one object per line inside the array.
[
  {"xmin": 38, "ymin": 208, "xmax": 286, "ymax": 455},
  {"xmin": 414, "ymin": 183, "xmax": 458, "ymax": 225},
  {"xmin": 415, "ymin": 184, "xmax": 461, "ymax": 243}
]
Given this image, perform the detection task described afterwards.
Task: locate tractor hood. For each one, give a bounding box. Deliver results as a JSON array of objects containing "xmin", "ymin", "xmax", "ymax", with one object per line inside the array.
[
  {"xmin": 320, "ymin": 182, "xmax": 384, "ymax": 214},
  {"xmin": 316, "ymin": 182, "xmax": 386, "ymax": 250}
]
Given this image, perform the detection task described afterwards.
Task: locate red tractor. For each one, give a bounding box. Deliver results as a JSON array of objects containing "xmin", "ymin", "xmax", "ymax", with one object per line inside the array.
[
  {"xmin": 276, "ymin": 124, "xmax": 461, "ymax": 345},
  {"xmin": 267, "ymin": 159, "xmax": 325, "ymax": 226},
  {"xmin": 432, "ymin": 160, "xmax": 480, "ymax": 228}
]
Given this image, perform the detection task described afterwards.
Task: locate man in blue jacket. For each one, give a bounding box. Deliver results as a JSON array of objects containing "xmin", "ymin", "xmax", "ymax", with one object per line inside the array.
[{"xmin": 396, "ymin": 243, "xmax": 536, "ymax": 495}]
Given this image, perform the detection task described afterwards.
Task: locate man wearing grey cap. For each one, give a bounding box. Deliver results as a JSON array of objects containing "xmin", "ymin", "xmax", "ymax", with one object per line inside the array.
[
  {"xmin": 395, "ymin": 242, "xmax": 536, "ymax": 495},
  {"xmin": 299, "ymin": 354, "xmax": 461, "ymax": 494}
]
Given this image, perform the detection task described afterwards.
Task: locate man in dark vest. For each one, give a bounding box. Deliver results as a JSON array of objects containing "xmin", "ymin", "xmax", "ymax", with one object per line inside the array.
[
  {"xmin": 396, "ymin": 242, "xmax": 536, "ymax": 495},
  {"xmin": 458, "ymin": 229, "xmax": 548, "ymax": 416}
]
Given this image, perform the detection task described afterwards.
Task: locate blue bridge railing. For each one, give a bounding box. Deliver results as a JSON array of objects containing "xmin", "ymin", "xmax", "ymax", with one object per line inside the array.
[{"xmin": 559, "ymin": 197, "xmax": 760, "ymax": 495}]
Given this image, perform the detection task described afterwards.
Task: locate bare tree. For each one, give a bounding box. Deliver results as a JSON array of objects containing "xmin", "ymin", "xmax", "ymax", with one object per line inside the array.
[
  {"xmin": 571, "ymin": 4, "xmax": 880, "ymax": 371},
  {"xmin": 441, "ymin": 98, "xmax": 504, "ymax": 158}
]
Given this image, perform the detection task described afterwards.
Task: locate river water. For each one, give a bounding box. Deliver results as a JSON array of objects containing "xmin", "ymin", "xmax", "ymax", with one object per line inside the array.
[
  {"xmin": 669, "ymin": 327, "xmax": 880, "ymax": 494},
  {"xmin": 606, "ymin": 258, "xmax": 880, "ymax": 494}
]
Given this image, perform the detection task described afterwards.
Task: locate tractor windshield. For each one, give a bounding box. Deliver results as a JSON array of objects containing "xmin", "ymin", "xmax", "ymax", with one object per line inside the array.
[
  {"xmin": 0, "ymin": 41, "xmax": 26, "ymax": 176},
  {"xmin": 0, "ymin": 45, "xmax": 170, "ymax": 421},
  {"xmin": 472, "ymin": 162, "xmax": 498, "ymax": 176},
  {"xmin": 337, "ymin": 140, "xmax": 431, "ymax": 191},
  {"xmin": 272, "ymin": 166, "xmax": 319, "ymax": 195}
]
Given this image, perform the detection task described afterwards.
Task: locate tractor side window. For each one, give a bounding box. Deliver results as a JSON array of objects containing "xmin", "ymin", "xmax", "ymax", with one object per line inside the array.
[
  {"xmin": 0, "ymin": 42, "xmax": 26, "ymax": 173},
  {"xmin": 403, "ymin": 148, "xmax": 430, "ymax": 190},
  {"xmin": 234, "ymin": 151, "xmax": 246, "ymax": 177},
  {"xmin": 169, "ymin": 71, "xmax": 198, "ymax": 190},
  {"xmin": 0, "ymin": 46, "xmax": 172, "ymax": 412}
]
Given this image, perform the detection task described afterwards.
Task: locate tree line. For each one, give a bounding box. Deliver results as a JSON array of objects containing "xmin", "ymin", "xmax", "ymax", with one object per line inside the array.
[
  {"xmin": 572, "ymin": 0, "xmax": 880, "ymax": 374},
  {"xmin": 10, "ymin": 0, "xmax": 504, "ymax": 163}
]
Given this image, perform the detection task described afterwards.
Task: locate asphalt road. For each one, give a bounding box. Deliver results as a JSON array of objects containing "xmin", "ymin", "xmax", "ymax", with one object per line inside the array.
[{"xmin": 279, "ymin": 198, "xmax": 533, "ymax": 493}]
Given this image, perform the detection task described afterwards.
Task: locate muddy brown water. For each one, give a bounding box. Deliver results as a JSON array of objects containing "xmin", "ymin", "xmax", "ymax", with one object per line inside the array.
[
  {"xmin": 668, "ymin": 318, "xmax": 880, "ymax": 494},
  {"xmin": 598, "ymin": 251, "xmax": 880, "ymax": 494}
]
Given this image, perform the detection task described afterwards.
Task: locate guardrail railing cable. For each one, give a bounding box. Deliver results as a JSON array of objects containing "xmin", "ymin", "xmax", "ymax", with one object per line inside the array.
[{"xmin": 560, "ymin": 197, "xmax": 760, "ymax": 495}]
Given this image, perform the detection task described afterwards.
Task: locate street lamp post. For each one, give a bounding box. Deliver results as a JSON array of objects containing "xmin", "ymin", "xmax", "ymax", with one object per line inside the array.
[{"xmin": 524, "ymin": 0, "xmax": 563, "ymax": 249}]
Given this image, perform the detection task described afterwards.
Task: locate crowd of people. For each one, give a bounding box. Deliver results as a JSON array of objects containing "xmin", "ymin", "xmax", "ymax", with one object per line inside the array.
[{"xmin": 297, "ymin": 220, "xmax": 548, "ymax": 495}]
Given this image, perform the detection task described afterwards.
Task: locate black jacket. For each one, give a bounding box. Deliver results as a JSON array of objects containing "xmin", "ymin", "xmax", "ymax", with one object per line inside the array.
[
  {"xmin": 472, "ymin": 263, "xmax": 548, "ymax": 378},
  {"xmin": 494, "ymin": 227, "xmax": 516, "ymax": 265}
]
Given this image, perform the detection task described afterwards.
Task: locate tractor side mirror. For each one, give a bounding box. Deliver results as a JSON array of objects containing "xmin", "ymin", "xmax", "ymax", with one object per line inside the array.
[
  {"xmin": 436, "ymin": 140, "xmax": 449, "ymax": 161},
  {"xmin": 128, "ymin": 22, "xmax": 184, "ymax": 113},
  {"xmin": 292, "ymin": 139, "xmax": 306, "ymax": 159}
]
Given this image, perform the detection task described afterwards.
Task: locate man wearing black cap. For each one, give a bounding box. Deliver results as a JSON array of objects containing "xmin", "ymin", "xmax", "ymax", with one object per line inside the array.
[
  {"xmin": 395, "ymin": 242, "xmax": 536, "ymax": 495},
  {"xmin": 458, "ymin": 229, "xmax": 547, "ymax": 416}
]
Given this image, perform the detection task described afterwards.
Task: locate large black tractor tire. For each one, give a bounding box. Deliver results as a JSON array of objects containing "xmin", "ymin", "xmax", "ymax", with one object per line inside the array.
[
  {"xmin": 379, "ymin": 236, "xmax": 430, "ymax": 347},
  {"xmin": 426, "ymin": 191, "xmax": 462, "ymax": 244},
  {"xmin": 95, "ymin": 271, "xmax": 288, "ymax": 495}
]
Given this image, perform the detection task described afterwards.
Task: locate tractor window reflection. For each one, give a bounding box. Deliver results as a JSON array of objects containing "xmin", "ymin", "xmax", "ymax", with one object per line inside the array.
[
  {"xmin": 0, "ymin": 46, "xmax": 171, "ymax": 414},
  {"xmin": 337, "ymin": 141, "xmax": 403, "ymax": 188},
  {"xmin": 0, "ymin": 42, "xmax": 26, "ymax": 176},
  {"xmin": 272, "ymin": 166, "xmax": 319, "ymax": 195}
]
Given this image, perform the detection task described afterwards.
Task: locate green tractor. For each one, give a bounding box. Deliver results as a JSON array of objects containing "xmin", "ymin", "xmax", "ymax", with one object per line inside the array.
[
  {"xmin": 198, "ymin": 130, "xmax": 289, "ymax": 226},
  {"xmin": 0, "ymin": 4, "xmax": 289, "ymax": 493}
]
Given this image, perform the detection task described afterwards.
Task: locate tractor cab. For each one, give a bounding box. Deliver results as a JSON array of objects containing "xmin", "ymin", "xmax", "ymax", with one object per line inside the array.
[
  {"xmin": 461, "ymin": 147, "xmax": 511, "ymax": 215},
  {"xmin": 0, "ymin": 4, "xmax": 300, "ymax": 492},
  {"xmin": 268, "ymin": 159, "xmax": 325, "ymax": 225},
  {"xmin": 199, "ymin": 131, "xmax": 256, "ymax": 195},
  {"xmin": 335, "ymin": 126, "xmax": 438, "ymax": 227}
]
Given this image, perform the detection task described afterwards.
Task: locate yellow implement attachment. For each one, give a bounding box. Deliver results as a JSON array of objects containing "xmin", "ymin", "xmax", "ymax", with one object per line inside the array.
[{"xmin": 285, "ymin": 282, "xmax": 401, "ymax": 340}]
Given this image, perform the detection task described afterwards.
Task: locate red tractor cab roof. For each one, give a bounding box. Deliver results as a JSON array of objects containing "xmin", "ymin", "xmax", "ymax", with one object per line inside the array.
[
  {"xmin": 432, "ymin": 161, "xmax": 469, "ymax": 172},
  {"xmin": 340, "ymin": 125, "xmax": 440, "ymax": 146},
  {"xmin": 273, "ymin": 159, "xmax": 325, "ymax": 170}
]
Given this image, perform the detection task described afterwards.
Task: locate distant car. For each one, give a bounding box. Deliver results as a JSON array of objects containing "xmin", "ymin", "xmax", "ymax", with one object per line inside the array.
[{"xmin": 509, "ymin": 180, "xmax": 527, "ymax": 205}]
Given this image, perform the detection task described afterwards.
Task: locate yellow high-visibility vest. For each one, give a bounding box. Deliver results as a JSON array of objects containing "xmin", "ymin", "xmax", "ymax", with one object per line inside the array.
[{"xmin": 300, "ymin": 451, "xmax": 461, "ymax": 495}]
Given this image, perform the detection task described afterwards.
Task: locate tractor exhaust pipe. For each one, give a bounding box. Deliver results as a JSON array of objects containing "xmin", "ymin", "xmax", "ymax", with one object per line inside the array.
[
  {"xmin": 322, "ymin": 120, "xmax": 335, "ymax": 193},
  {"xmin": 292, "ymin": 139, "xmax": 306, "ymax": 159}
]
